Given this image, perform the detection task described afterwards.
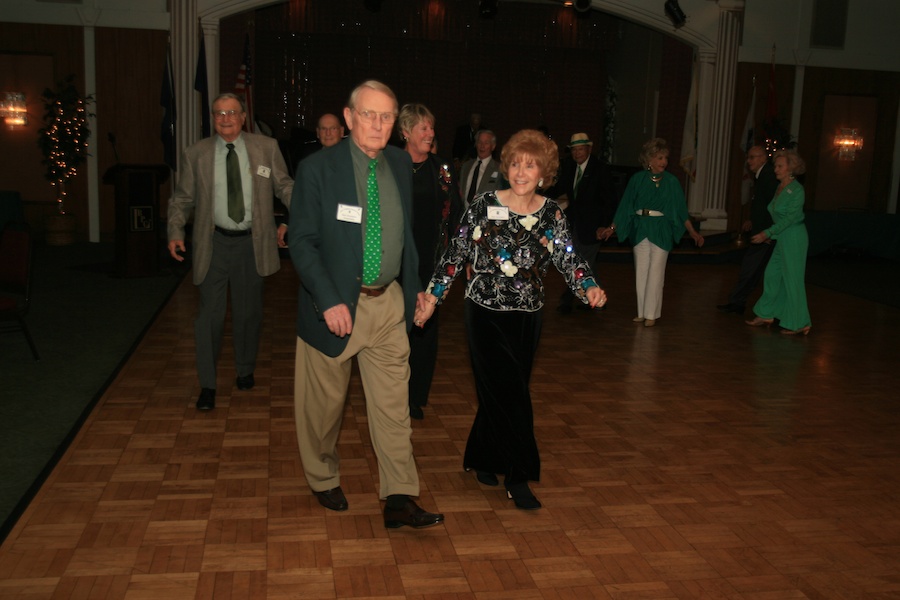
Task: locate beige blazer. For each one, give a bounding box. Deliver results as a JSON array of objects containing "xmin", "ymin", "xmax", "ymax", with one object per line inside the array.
[{"xmin": 168, "ymin": 132, "xmax": 293, "ymax": 284}]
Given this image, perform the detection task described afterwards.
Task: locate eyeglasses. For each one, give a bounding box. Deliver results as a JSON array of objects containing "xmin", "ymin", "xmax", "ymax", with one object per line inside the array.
[
  {"xmin": 354, "ymin": 109, "xmax": 397, "ymax": 125},
  {"xmin": 212, "ymin": 109, "xmax": 242, "ymax": 120}
]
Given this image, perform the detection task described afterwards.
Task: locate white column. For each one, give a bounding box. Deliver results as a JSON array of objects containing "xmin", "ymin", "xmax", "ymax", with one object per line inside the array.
[
  {"xmin": 698, "ymin": 0, "xmax": 745, "ymax": 231},
  {"xmin": 201, "ymin": 18, "xmax": 220, "ymax": 111},
  {"xmin": 171, "ymin": 0, "xmax": 199, "ymax": 177},
  {"xmin": 688, "ymin": 50, "xmax": 716, "ymax": 217}
]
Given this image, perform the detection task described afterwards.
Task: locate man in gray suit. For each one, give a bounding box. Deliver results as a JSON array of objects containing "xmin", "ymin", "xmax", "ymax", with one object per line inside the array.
[
  {"xmin": 168, "ymin": 92, "xmax": 293, "ymax": 410},
  {"xmin": 288, "ymin": 80, "xmax": 443, "ymax": 529},
  {"xmin": 459, "ymin": 129, "xmax": 501, "ymax": 209}
]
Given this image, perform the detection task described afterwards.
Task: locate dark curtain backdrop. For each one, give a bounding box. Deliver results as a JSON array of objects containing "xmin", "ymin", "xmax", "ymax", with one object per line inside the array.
[{"xmin": 221, "ymin": 0, "xmax": 628, "ymax": 158}]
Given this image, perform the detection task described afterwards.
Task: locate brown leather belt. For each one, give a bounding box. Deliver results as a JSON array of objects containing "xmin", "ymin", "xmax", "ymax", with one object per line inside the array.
[
  {"xmin": 360, "ymin": 285, "xmax": 388, "ymax": 297},
  {"xmin": 215, "ymin": 225, "xmax": 251, "ymax": 237}
]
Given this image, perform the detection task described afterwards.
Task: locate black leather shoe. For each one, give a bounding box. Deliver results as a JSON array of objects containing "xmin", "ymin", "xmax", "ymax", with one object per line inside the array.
[
  {"xmin": 236, "ymin": 373, "xmax": 255, "ymax": 390},
  {"xmin": 196, "ymin": 388, "xmax": 215, "ymax": 411},
  {"xmin": 409, "ymin": 404, "xmax": 424, "ymax": 420},
  {"xmin": 313, "ymin": 486, "xmax": 348, "ymax": 511},
  {"xmin": 506, "ymin": 483, "xmax": 542, "ymax": 510},
  {"xmin": 383, "ymin": 498, "xmax": 444, "ymax": 529}
]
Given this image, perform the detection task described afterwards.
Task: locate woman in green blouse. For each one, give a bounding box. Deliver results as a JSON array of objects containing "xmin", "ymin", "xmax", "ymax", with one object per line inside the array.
[{"xmin": 598, "ymin": 138, "xmax": 703, "ymax": 326}]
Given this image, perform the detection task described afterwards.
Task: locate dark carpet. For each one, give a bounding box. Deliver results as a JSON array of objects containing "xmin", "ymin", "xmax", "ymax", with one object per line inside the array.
[{"xmin": 0, "ymin": 240, "xmax": 187, "ymax": 541}]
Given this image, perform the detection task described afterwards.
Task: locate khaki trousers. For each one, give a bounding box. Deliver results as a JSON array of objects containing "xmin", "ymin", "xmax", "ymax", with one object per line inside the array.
[{"xmin": 293, "ymin": 281, "xmax": 420, "ymax": 499}]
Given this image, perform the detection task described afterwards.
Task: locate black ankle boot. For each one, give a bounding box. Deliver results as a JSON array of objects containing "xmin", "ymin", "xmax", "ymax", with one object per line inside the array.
[{"xmin": 505, "ymin": 482, "xmax": 541, "ymax": 510}]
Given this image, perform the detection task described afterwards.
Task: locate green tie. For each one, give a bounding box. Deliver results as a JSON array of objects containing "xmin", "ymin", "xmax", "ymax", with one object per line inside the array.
[
  {"xmin": 226, "ymin": 143, "xmax": 245, "ymax": 224},
  {"xmin": 363, "ymin": 158, "xmax": 381, "ymax": 285},
  {"xmin": 573, "ymin": 163, "xmax": 583, "ymax": 201}
]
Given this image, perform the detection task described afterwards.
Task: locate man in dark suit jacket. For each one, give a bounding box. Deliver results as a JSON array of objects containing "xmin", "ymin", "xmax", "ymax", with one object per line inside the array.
[
  {"xmin": 168, "ymin": 92, "xmax": 293, "ymax": 410},
  {"xmin": 717, "ymin": 145, "xmax": 777, "ymax": 314},
  {"xmin": 545, "ymin": 132, "xmax": 617, "ymax": 313},
  {"xmin": 459, "ymin": 129, "xmax": 502, "ymax": 208},
  {"xmin": 288, "ymin": 80, "xmax": 443, "ymax": 529}
]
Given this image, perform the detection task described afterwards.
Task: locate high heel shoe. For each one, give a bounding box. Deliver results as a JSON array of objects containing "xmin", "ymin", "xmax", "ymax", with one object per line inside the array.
[
  {"xmin": 781, "ymin": 326, "xmax": 811, "ymax": 336},
  {"xmin": 745, "ymin": 317, "xmax": 774, "ymax": 327},
  {"xmin": 506, "ymin": 483, "xmax": 542, "ymax": 510}
]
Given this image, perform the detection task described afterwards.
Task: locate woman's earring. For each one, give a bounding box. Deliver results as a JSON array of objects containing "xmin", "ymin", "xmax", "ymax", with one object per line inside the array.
[{"xmin": 538, "ymin": 178, "xmax": 544, "ymax": 187}]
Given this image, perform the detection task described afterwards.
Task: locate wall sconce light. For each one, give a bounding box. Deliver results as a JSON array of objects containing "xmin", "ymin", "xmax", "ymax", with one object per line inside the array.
[
  {"xmin": 664, "ymin": 0, "xmax": 687, "ymax": 28},
  {"xmin": 0, "ymin": 92, "xmax": 28, "ymax": 128},
  {"xmin": 833, "ymin": 128, "xmax": 863, "ymax": 160}
]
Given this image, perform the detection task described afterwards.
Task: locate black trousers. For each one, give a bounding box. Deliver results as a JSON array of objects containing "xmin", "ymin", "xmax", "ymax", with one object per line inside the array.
[
  {"xmin": 728, "ymin": 241, "xmax": 775, "ymax": 308},
  {"xmin": 463, "ymin": 300, "xmax": 542, "ymax": 485},
  {"xmin": 408, "ymin": 306, "xmax": 440, "ymax": 408}
]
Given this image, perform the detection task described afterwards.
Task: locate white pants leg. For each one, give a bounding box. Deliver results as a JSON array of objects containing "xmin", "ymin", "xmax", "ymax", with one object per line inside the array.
[{"xmin": 633, "ymin": 238, "xmax": 668, "ymax": 320}]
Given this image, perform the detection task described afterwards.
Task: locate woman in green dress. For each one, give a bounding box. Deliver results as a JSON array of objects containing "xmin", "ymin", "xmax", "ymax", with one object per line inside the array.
[{"xmin": 746, "ymin": 149, "xmax": 811, "ymax": 335}]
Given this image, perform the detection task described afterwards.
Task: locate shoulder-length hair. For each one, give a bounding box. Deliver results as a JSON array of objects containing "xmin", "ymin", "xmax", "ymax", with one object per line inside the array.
[{"xmin": 499, "ymin": 129, "xmax": 559, "ymax": 182}]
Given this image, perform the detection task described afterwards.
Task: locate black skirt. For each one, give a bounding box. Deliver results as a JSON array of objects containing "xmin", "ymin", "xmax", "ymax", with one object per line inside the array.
[{"xmin": 462, "ymin": 299, "xmax": 542, "ymax": 485}]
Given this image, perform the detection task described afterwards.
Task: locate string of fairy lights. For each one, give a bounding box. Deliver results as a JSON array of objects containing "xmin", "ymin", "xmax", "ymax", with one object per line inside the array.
[{"xmin": 41, "ymin": 96, "xmax": 90, "ymax": 214}]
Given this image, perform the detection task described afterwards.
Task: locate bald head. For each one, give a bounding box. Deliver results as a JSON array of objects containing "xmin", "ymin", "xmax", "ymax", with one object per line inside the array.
[{"xmin": 316, "ymin": 113, "xmax": 344, "ymax": 147}]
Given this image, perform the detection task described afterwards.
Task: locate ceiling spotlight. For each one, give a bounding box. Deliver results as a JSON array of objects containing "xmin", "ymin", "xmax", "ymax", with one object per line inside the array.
[
  {"xmin": 573, "ymin": 0, "xmax": 592, "ymax": 13},
  {"xmin": 479, "ymin": 0, "xmax": 498, "ymax": 19},
  {"xmin": 664, "ymin": 0, "xmax": 687, "ymax": 28}
]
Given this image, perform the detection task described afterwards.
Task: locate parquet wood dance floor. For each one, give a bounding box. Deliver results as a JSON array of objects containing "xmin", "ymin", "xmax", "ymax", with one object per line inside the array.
[{"xmin": 2, "ymin": 257, "xmax": 899, "ymax": 599}]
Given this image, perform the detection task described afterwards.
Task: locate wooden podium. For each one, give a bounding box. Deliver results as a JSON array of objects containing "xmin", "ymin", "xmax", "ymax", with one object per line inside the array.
[{"xmin": 103, "ymin": 164, "xmax": 169, "ymax": 278}]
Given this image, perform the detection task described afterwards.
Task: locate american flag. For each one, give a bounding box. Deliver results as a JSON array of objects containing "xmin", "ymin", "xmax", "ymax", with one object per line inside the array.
[{"xmin": 235, "ymin": 34, "xmax": 254, "ymax": 133}]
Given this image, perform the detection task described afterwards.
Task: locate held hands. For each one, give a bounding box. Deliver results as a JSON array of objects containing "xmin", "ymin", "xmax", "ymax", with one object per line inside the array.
[
  {"xmin": 597, "ymin": 226, "xmax": 615, "ymax": 241},
  {"xmin": 277, "ymin": 224, "xmax": 289, "ymax": 248},
  {"xmin": 750, "ymin": 231, "xmax": 769, "ymax": 244},
  {"xmin": 413, "ymin": 292, "xmax": 438, "ymax": 328},
  {"xmin": 691, "ymin": 231, "xmax": 705, "ymax": 248}
]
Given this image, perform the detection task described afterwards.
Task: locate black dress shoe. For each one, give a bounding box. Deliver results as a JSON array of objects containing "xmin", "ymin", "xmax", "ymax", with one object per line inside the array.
[
  {"xmin": 383, "ymin": 498, "xmax": 444, "ymax": 529},
  {"xmin": 506, "ymin": 483, "xmax": 542, "ymax": 510},
  {"xmin": 313, "ymin": 486, "xmax": 348, "ymax": 511},
  {"xmin": 409, "ymin": 404, "xmax": 424, "ymax": 420},
  {"xmin": 196, "ymin": 388, "xmax": 215, "ymax": 411},
  {"xmin": 236, "ymin": 373, "xmax": 255, "ymax": 390}
]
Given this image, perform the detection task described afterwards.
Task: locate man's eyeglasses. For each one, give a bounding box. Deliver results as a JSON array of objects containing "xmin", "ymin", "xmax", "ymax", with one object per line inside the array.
[
  {"xmin": 212, "ymin": 109, "xmax": 242, "ymax": 120},
  {"xmin": 354, "ymin": 109, "xmax": 397, "ymax": 125}
]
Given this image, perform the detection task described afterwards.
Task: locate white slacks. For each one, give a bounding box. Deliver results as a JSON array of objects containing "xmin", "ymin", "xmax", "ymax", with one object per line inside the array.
[{"xmin": 632, "ymin": 238, "xmax": 669, "ymax": 320}]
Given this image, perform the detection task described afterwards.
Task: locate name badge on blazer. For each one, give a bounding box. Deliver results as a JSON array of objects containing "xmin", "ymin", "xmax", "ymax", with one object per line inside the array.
[
  {"xmin": 337, "ymin": 204, "xmax": 363, "ymax": 223},
  {"xmin": 257, "ymin": 165, "xmax": 271, "ymax": 178},
  {"xmin": 487, "ymin": 206, "xmax": 509, "ymax": 220}
]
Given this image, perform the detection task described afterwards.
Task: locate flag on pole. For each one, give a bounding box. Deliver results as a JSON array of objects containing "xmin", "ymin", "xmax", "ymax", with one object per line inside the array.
[
  {"xmin": 194, "ymin": 33, "xmax": 211, "ymax": 138},
  {"xmin": 235, "ymin": 34, "xmax": 255, "ymax": 133},
  {"xmin": 740, "ymin": 78, "xmax": 757, "ymax": 153},
  {"xmin": 160, "ymin": 41, "xmax": 177, "ymax": 170},
  {"xmin": 765, "ymin": 45, "xmax": 778, "ymax": 122},
  {"xmin": 679, "ymin": 57, "xmax": 698, "ymax": 181}
]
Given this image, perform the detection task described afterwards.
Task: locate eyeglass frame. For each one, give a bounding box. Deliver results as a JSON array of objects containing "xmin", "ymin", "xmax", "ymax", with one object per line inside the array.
[
  {"xmin": 354, "ymin": 109, "xmax": 397, "ymax": 125},
  {"xmin": 212, "ymin": 109, "xmax": 244, "ymax": 120}
]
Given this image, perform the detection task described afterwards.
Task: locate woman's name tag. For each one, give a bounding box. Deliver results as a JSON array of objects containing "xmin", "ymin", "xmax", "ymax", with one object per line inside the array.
[{"xmin": 487, "ymin": 206, "xmax": 509, "ymax": 220}]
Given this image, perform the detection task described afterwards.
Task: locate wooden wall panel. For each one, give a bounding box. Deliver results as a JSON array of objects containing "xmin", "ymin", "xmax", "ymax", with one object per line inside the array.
[{"xmin": 94, "ymin": 28, "xmax": 170, "ymax": 241}]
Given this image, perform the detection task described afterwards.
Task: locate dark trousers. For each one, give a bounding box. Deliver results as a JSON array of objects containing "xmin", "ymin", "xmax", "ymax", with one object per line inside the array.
[
  {"xmin": 195, "ymin": 232, "xmax": 263, "ymax": 389},
  {"xmin": 408, "ymin": 307, "xmax": 439, "ymax": 408},
  {"xmin": 728, "ymin": 241, "xmax": 775, "ymax": 309},
  {"xmin": 463, "ymin": 300, "xmax": 542, "ymax": 485}
]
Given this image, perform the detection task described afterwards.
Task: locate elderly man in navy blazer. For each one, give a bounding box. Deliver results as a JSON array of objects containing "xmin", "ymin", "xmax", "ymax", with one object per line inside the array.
[
  {"xmin": 288, "ymin": 80, "xmax": 443, "ymax": 529},
  {"xmin": 168, "ymin": 92, "xmax": 293, "ymax": 411}
]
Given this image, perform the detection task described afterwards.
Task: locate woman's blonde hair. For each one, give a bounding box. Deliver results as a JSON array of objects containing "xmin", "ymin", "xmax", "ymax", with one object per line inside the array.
[
  {"xmin": 772, "ymin": 149, "xmax": 806, "ymax": 176},
  {"xmin": 639, "ymin": 137, "xmax": 669, "ymax": 169}
]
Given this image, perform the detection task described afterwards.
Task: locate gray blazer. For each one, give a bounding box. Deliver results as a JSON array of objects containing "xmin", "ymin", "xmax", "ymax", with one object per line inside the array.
[
  {"xmin": 168, "ymin": 132, "xmax": 293, "ymax": 285},
  {"xmin": 460, "ymin": 157, "xmax": 501, "ymax": 203}
]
